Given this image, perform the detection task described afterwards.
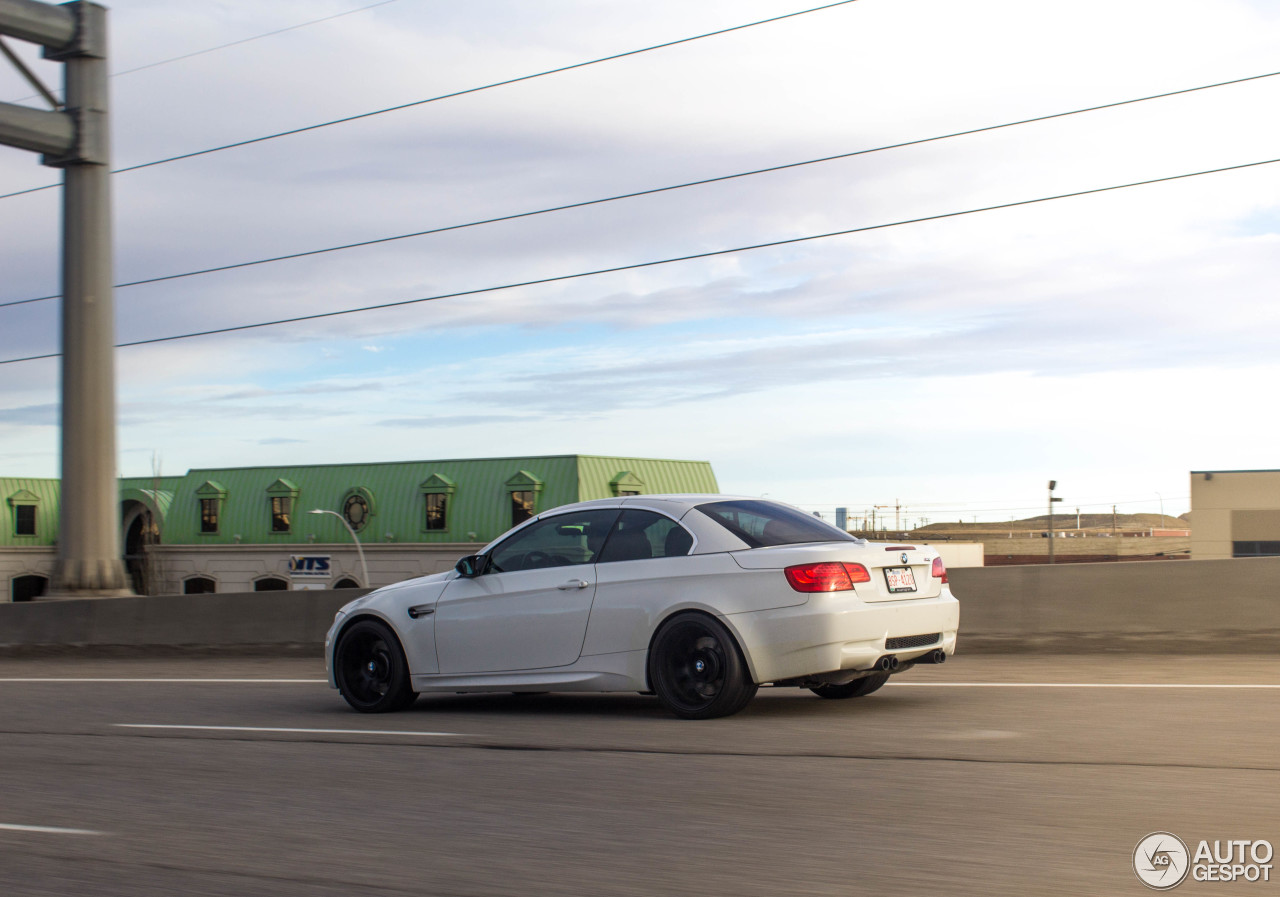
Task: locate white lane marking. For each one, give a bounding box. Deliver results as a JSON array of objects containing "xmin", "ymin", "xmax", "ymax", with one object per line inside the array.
[
  {"xmin": 890, "ymin": 682, "xmax": 1280, "ymax": 688},
  {"xmin": 7, "ymin": 678, "xmax": 1278, "ymax": 689},
  {"xmin": 0, "ymin": 678, "xmax": 326, "ymax": 683},
  {"xmin": 115, "ymin": 724, "xmax": 464, "ymax": 737},
  {"xmin": 0, "ymin": 823, "xmax": 104, "ymax": 836}
]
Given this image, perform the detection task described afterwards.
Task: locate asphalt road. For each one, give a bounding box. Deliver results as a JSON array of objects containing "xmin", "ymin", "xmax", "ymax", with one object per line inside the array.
[{"xmin": 1, "ymin": 654, "xmax": 1277, "ymax": 896}]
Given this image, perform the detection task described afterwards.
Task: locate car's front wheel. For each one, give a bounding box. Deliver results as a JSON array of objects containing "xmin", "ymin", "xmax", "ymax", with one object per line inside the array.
[
  {"xmin": 334, "ymin": 619, "xmax": 416, "ymax": 713},
  {"xmin": 809, "ymin": 671, "xmax": 891, "ymax": 699},
  {"xmin": 648, "ymin": 612, "xmax": 757, "ymax": 719}
]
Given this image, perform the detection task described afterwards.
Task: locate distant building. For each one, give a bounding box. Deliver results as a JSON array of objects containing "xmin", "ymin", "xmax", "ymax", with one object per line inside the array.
[
  {"xmin": 2, "ymin": 455, "xmax": 718, "ymax": 600},
  {"xmin": 1190, "ymin": 469, "xmax": 1280, "ymax": 560}
]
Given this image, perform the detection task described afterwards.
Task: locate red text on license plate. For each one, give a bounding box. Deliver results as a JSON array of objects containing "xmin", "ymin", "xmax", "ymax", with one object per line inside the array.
[{"xmin": 884, "ymin": 566, "xmax": 917, "ymax": 593}]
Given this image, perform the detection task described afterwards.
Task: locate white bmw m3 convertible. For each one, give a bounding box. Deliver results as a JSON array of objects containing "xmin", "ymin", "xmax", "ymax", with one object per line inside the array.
[{"xmin": 326, "ymin": 495, "xmax": 959, "ymax": 719}]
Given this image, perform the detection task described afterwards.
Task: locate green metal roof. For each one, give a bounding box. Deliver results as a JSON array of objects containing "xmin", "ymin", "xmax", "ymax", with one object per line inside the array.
[{"xmin": 1, "ymin": 455, "xmax": 718, "ymax": 548}]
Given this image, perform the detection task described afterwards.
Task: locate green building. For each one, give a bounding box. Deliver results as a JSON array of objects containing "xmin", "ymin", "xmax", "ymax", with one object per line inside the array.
[{"xmin": 3, "ymin": 455, "xmax": 718, "ymax": 600}]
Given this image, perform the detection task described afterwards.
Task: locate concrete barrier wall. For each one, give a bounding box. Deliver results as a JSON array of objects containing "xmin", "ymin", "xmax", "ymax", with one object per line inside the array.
[
  {"xmin": 1, "ymin": 557, "xmax": 1278, "ymax": 654},
  {"xmin": 950, "ymin": 556, "xmax": 1280, "ymax": 652},
  {"xmin": 0, "ymin": 589, "xmax": 366, "ymax": 653}
]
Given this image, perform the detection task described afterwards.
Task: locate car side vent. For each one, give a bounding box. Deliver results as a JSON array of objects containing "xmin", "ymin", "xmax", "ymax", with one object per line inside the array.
[{"xmin": 886, "ymin": 633, "xmax": 940, "ymax": 650}]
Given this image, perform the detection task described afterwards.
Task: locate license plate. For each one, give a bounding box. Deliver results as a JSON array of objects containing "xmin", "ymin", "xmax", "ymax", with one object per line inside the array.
[{"xmin": 884, "ymin": 566, "xmax": 917, "ymax": 593}]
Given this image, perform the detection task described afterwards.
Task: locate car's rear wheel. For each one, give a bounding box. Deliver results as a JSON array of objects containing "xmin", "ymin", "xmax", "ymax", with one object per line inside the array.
[
  {"xmin": 334, "ymin": 619, "xmax": 416, "ymax": 713},
  {"xmin": 809, "ymin": 671, "xmax": 891, "ymax": 699},
  {"xmin": 648, "ymin": 612, "xmax": 757, "ymax": 719}
]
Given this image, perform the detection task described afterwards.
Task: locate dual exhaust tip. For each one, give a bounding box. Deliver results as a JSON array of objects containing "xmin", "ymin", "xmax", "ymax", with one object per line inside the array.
[{"xmin": 876, "ymin": 648, "xmax": 947, "ymax": 672}]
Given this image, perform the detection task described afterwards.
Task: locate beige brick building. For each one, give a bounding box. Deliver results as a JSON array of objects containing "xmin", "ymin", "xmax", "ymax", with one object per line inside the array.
[{"xmin": 1190, "ymin": 469, "xmax": 1280, "ymax": 559}]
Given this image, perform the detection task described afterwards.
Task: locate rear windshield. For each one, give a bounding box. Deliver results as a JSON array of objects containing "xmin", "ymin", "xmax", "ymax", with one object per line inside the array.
[{"xmin": 694, "ymin": 499, "xmax": 857, "ymax": 548}]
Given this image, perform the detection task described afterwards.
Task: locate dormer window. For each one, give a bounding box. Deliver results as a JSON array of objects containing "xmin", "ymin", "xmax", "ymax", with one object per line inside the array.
[
  {"xmin": 419, "ymin": 474, "xmax": 456, "ymax": 533},
  {"xmin": 266, "ymin": 478, "xmax": 300, "ymax": 535},
  {"xmin": 505, "ymin": 470, "xmax": 543, "ymax": 527},
  {"xmin": 195, "ymin": 481, "xmax": 227, "ymax": 535},
  {"xmin": 610, "ymin": 471, "xmax": 645, "ymax": 497},
  {"xmin": 8, "ymin": 489, "xmax": 41, "ymax": 537},
  {"xmin": 271, "ymin": 497, "xmax": 291, "ymax": 532},
  {"xmin": 14, "ymin": 503, "xmax": 36, "ymax": 535},
  {"xmin": 200, "ymin": 499, "xmax": 219, "ymax": 533}
]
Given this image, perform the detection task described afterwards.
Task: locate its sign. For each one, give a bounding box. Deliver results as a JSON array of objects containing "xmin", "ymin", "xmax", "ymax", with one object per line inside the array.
[{"xmin": 289, "ymin": 555, "xmax": 332, "ymax": 578}]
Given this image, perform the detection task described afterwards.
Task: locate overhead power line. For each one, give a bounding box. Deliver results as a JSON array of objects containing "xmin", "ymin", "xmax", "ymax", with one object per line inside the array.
[
  {"xmin": 0, "ymin": 0, "xmax": 863, "ymax": 201},
  {"xmin": 4, "ymin": 66, "xmax": 1279, "ymax": 310},
  {"xmin": 111, "ymin": 0, "xmax": 402, "ymax": 79},
  {"xmin": 1, "ymin": 154, "xmax": 1276, "ymax": 366},
  {"xmin": 4, "ymin": 0, "xmax": 400, "ymax": 106}
]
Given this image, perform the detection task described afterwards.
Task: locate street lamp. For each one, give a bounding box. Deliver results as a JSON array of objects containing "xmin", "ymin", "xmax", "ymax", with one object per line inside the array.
[
  {"xmin": 308, "ymin": 509, "xmax": 370, "ymax": 588},
  {"xmin": 1047, "ymin": 480, "xmax": 1063, "ymax": 564},
  {"xmin": 1155, "ymin": 491, "xmax": 1164, "ymax": 529}
]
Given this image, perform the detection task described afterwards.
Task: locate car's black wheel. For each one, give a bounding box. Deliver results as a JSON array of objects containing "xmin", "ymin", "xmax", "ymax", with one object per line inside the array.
[
  {"xmin": 648, "ymin": 612, "xmax": 757, "ymax": 719},
  {"xmin": 809, "ymin": 671, "xmax": 891, "ymax": 699},
  {"xmin": 334, "ymin": 619, "xmax": 416, "ymax": 713}
]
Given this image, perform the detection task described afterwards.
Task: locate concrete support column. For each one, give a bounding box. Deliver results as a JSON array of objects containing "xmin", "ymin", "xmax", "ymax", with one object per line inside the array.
[{"xmin": 48, "ymin": 4, "xmax": 129, "ymax": 596}]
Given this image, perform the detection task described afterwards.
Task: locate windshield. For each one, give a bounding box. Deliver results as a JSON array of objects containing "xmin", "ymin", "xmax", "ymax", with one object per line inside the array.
[{"xmin": 694, "ymin": 499, "xmax": 858, "ymax": 548}]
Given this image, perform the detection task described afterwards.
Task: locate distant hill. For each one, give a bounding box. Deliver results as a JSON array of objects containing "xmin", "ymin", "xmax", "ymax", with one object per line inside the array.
[{"xmin": 913, "ymin": 511, "xmax": 1189, "ymax": 533}]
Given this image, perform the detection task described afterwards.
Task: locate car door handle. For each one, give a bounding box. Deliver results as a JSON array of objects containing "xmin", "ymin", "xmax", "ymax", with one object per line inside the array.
[{"xmin": 557, "ymin": 579, "xmax": 590, "ymax": 590}]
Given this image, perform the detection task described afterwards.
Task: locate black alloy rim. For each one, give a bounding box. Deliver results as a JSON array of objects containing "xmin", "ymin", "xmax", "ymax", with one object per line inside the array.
[
  {"xmin": 339, "ymin": 629, "xmax": 395, "ymax": 706},
  {"xmin": 658, "ymin": 622, "xmax": 727, "ymax": 711}
]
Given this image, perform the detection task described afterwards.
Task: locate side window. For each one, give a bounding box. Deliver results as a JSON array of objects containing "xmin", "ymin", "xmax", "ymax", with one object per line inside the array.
[
  {"xmin": 598, "ymin": 510, "xmax": 694, "ymax": 563},
  {"xmin": 489, "ymin": 509, "xmax": 621, "ymax": 573}
]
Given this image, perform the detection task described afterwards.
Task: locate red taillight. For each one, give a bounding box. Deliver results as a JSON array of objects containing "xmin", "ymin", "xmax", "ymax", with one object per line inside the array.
[
  {"xmin": 784, "ymin": 562, "xmax": 871, "ymax": 592},
  {"xmin": 931, "ymin": 556, "xmax": 948, "ymax": 583}
]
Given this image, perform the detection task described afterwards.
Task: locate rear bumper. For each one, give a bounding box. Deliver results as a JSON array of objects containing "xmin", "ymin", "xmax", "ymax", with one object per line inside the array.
[{"xmin": 725, "ymin": 586, "xmax": 960, "ymax": 684}]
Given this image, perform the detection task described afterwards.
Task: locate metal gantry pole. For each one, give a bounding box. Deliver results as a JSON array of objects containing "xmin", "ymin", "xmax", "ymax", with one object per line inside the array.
[{"xmin": 0, "ymin": 1, "xmax": 129, "ymax": 595}]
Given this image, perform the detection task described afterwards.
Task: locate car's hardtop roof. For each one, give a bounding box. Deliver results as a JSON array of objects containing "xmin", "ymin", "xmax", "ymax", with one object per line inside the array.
[{"xmin": 538, "ymin": 494, "xmax": 789, "ymax": 516}]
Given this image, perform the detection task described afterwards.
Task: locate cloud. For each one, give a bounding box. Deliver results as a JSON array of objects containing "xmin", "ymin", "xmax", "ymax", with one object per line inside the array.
[
  {"xmin": 379, "ymin": 414, "xmax": 532, "ymax": 428},
  {"xmin": 0, "ymin": 404, "xmax": 58, "ymax": 426},
  {"xmin": 1, "ymin": 0, "xmax": 1277, "ymax": 513}
]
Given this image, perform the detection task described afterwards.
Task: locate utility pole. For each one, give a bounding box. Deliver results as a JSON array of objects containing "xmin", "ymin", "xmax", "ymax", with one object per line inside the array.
[
  {"xmin": 1112, "ymin": 504, "xmax": 1118, "ymax": 561},
  {"xmin": 1047, "ymin": 480, "xmax": 1063, "ymax": 563},
  {"xmin": 0, "ymin": 0, "xmax": 129, "ymax": 596}
]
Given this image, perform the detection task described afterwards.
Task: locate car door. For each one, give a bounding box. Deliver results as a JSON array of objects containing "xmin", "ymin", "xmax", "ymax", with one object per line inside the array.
[{"xmin": 434, "ymin": 508, "xmax": 621, "ymax": 673}]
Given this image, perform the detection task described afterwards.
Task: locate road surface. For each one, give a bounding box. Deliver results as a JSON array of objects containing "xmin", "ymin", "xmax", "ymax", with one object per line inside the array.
[{"xmin": 0, "ymin": 654, "xmax": 1276, "ymax": 895}]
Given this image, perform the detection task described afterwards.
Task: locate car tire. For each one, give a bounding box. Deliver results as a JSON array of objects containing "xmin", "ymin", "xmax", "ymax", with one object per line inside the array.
[
  {"xmin": 648, "ymin": 612, "xmax": 758, "ymax": 719},
  {"xmin": 334, "ymin": 619, "xmax": 417, "ymax": 713},
  {"xmin": 809, "ymin": 671, "xmax": 891, "ymax": 699}
]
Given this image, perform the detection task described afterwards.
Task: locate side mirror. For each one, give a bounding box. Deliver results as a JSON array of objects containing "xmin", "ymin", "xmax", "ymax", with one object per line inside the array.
[{"xmin": 455, "ymin": 554, "xmax": 488, "ymax": 577}]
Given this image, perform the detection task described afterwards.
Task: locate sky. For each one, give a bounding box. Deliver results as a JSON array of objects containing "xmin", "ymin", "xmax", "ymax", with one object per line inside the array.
[{"xmin": 1, "ymin": 0, "xmax": 1278, "ymax": 525}]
